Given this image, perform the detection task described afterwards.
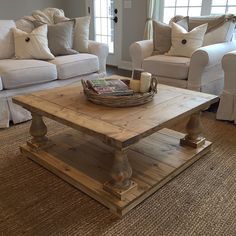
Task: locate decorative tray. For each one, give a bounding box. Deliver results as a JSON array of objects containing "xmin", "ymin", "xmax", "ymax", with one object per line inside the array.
[{"xmin": 81, "ymin": 77, "xmax": 158, "ymax": 108}]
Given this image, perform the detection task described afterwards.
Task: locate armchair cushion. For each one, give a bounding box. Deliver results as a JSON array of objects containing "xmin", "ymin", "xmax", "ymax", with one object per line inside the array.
[{"xmin": 143, "ymin": 55, "xmax": 190, "ymax": 80}]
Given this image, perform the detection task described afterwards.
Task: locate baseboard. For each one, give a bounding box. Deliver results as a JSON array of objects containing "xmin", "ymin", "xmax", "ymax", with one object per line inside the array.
[{"xmin": 118, "ymin": 61, "xmax": 132, "ymax": 71}]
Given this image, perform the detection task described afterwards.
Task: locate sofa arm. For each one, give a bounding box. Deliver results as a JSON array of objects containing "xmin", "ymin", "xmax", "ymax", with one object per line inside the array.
[
  {"xmin": 188, "ymin": 41, "xmax": 236, "ymax": 91},
  {"xmin": 88, "ymin": 40, "xmax": 109, "ymax": 74},
  {"xmin": 129, "ymin": 40, "xmax": 153, "ymax": 70}
]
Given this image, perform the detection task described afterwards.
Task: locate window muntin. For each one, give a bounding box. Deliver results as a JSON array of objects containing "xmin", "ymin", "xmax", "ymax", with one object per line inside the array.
[{"xmin": 161, "ymin": 0, "xmax": 236, "ymax": 24}]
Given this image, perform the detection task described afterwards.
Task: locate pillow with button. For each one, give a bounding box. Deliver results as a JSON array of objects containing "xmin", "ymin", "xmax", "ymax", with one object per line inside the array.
[
  {"xmin": 166, "ymin": 22, "xmax": 208, "ymax": 58},
  {"xmin": 13, "ymin": 24, "xmax": 54, "ymax": 60}
]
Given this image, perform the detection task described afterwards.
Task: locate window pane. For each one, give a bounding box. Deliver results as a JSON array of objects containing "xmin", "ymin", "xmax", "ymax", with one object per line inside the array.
[
  {"xmin": 107, "ymin": 36, "xmax": 114, "ymax": 53},
  {"xmin": 95, "ymin": 35, "xmax": 102, "ymax": 43},
  {"xmin": 228, "ymin": 0, "xmax": 236, "ymax": 5},
  {"xmin": 211, "ymin": 7, "xmax": 226, "ymax": 14},
  {"xmin": 95, "ymin": 18, "xmax": 101, "ymax": 35},
  {"xmin": 176, "ymin": 7, "xmax": 188, "ymax": 16},
  {"xmin": 227, "ymin": 7, "xmax": 236, "ymax": 14},
  {"xmin": 189, "ymin": 0, "xmax": 202, "ymax": 6},
  {"xmin": 212, "ymin": 0, "xmax": 227, "ymax": 6},
  {"xmin": 164, "ymin": 0, "xmax": 176, "ymax": 7},
  {"xmin": 188, "ymin": 7, "xmax": 201, "ymax": 16},
  {"xmin": 94, "ymin": 0, "xmax": 101, "ymax": 17},
  {"xmin": 101, "ymin": 18, "xmax": 108, "ymax": 35},
  {"xmin": 163, "ymin": 8, "xmax": 175, "ymax": 23},
  {"xmin": 176, "ymin": 0, "xmax": 188, "ymax": 7}
]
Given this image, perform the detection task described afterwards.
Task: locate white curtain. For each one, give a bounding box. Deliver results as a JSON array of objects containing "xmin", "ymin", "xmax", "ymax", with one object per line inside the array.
[{"xmin": 144, "ymin": 0, "xmax": 161, "ymax": 40}]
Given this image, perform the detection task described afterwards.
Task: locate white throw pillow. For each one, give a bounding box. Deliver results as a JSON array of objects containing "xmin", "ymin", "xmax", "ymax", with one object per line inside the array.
[
  {"xmin": 203, "ymin": 21, "xmax": 235, "ymax": 46},
  {"xmin": 73, "ymin": 16, "xmax": 90, "ymax": 53},
  {"xmin": 0, "ymin": 20, "xmax": 16, "ymax": 59},
  {"xmin": 13, "ymin": 24, "xmax": 55, "ymax": 60},
  {"xmin": 167, "ymin": 22, "xmax": 208, "ymax": 58}
]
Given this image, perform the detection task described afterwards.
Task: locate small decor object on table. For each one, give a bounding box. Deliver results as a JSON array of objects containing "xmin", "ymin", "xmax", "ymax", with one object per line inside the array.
[
  {"xmin": 130, "ymin": 69, "xmax": 143, "ymax": 92},
  {"xmin": 82, "ymin": 75, "xmax": 158, "ymax": 108},
  {"xmin": 87, "ymin": 78, "xmax": 134, "ymax": 96},
  {"xmin": 140, "ymin": 72, "xmax": 152, "ymax": 93}
]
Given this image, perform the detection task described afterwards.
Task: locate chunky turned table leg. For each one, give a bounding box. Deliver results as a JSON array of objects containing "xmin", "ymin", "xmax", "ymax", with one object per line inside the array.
[
  {"xmin": 180, "ymin": 112, "xmax": 206, "ymax": 148},
  {"xmin": 27, "ymin": 113, "xmax": 49, "ymax": 149},
  {"xmin": 103, "ymin": 149, "xmax": 137, "ymax": 200}
]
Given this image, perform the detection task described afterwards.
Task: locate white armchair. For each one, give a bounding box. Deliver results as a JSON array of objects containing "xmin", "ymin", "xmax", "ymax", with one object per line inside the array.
[
  {"xmin": 129, "ymin": 15, "xmax": 236, "ymax": 95},
  {"xmin": 217, "ymin": 51, "xmax": 236, "ymax": 123}
]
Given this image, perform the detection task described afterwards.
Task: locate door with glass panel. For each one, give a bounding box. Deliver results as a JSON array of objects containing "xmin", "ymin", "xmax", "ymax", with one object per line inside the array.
[{"xmin": 90, "ymin": 0, "xmax": 122, "ymax": 66}]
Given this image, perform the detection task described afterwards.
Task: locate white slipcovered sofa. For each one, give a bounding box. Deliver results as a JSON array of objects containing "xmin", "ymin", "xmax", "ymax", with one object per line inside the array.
[
  {"xmin": 130, "ymin": 15, "xmax": 236, "ymax": 95},
  {"xmin": 217, "ymin": 51, "xmax": 236, "ymax": 124},
  {"xmin": 0, "ymin": 18, "xmax": 109, "ymax": 128}
]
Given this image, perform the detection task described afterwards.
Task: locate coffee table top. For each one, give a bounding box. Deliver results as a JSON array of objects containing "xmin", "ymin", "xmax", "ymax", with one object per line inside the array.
[{"xmin": 13, "ymin": 76, "xmax": 219, "ymax": 149}]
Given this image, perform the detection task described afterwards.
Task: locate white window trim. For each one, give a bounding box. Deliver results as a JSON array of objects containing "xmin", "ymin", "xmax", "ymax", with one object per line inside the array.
[{"xmin": 159, "ymin": 0, "xmax": 236, "ymax": 23}]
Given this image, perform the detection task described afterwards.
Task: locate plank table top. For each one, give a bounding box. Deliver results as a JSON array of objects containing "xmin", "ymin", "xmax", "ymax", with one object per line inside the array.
[{"xmin": 13, "ymin": 76, "xmax": 219, "ymax": 149}]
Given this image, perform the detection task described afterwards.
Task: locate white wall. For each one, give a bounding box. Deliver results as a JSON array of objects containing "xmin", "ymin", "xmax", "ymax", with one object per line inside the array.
[
  {"xmin": 0, "ymin": 0, "xmax": 64, "ymax": 19},
  {"xmin": 62, "ymin": 0, "xmax": 86, "ymax": 18},
  {"xmin": 122, "ymin": 0, "xmax": 146, "ymax": 61}
]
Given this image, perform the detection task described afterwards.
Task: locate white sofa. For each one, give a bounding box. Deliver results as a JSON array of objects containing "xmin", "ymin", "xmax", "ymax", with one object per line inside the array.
[
  {"xmin": 217, "ymin": 51, "xmax": 236, "ymax": 123},
  {"xmin": 0, "ymin": 20, "xmax": 109, "ymax": 128},
  {"xmin": 130, "ymin": 15, "xmax": 236, "ymax": 95}
]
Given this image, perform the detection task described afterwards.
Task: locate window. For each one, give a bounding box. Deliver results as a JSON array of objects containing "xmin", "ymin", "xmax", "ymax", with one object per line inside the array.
[
  {"xmin": 211, "ymin": 0, "xmax": 236, "ymax": 15},
  {"xmin": 160, "ymin": 0, "xmax": 236, "ymax": 24}
]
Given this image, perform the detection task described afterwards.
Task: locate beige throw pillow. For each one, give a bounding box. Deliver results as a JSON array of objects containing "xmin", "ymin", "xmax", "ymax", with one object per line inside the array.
[
  {"xmin": 153, "ymin": 17, "xmax": 189, "ymax": 55},
  {"xmin": 73, "ymin": 16, "xmax": 90, "ymax": 53},
  {"xmin": 47, "ymin": 20, "xmax": 78, "ymax": 56},
  {"xmin": 167, "ymin": 22, "xmax": 208, "ymax": 58},
  {"xmin": 13, "ymin": 24, "xmax": 54, "ymax": 60}
]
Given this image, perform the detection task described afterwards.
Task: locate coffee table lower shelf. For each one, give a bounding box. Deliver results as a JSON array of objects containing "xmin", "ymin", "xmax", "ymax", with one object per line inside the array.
[{"xmin": 20, "ymin": 128, "xmax": 211, "ymax": 217}]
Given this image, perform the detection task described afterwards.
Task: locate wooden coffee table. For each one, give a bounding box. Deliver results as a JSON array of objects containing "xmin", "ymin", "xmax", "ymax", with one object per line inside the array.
[{"xmin": 13, "ymin": 76, "xmax": 219, "ymax": 217}]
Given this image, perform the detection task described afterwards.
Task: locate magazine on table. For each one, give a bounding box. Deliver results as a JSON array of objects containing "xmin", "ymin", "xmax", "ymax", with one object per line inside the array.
[{"xmin": 87, "ymin": 79, "xmax": 134, "ymax": 96}]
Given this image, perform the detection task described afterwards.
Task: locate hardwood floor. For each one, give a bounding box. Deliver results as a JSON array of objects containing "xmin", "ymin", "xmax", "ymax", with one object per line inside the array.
[{"xmin": 106, "ymin": 65, "xmax": 132, "ymax": 77}]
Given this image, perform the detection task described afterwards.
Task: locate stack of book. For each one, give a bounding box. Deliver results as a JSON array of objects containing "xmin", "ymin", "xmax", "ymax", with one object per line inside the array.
[{"xmin": 87, "ymin": 79, "xmax": 134, "ymax": 96}]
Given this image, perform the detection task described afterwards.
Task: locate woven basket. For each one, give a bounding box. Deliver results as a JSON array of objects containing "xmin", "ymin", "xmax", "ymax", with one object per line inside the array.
[{"xmin": 81, "ymin": 77, "xmax": 158, "ymax": 108}]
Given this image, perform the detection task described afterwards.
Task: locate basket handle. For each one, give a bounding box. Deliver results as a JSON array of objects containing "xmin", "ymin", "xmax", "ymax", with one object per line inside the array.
[{"xmin": 150, "ymin": 76, "xmax": 158, "ymax": 93}]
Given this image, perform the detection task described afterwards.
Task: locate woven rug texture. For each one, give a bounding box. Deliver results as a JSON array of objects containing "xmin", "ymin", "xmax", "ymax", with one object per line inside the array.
[{"xmin": 0, "ymin": 112, "xmax": 236, "ymax": 236}]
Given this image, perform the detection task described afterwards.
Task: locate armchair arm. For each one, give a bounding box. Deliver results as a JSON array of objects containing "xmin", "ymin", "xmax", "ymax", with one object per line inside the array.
[
  {"xmin": 129, "ymin": 40, "xmax": 153, "ymax": 70},
  {"xmin": 88, "ymin": 40, "xmax": 109, "ymax": 74},
  {"xmin": 222, "ymin": 50, "xmax": 236, "ymax": 92},
  {"xmin": 188, "ymin": 41, "xmax": 236, "ymax": 91}
]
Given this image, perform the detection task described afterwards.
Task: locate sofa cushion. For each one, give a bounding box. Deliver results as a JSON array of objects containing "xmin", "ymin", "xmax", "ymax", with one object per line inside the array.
[
  {"xmin": 50, "ymin": 54, "xmax": 99, "ymax": 80},
  {"xmin": 0, "ymin": 20, "xmax": 16, "ymax": 59},
  {"xmin": 143, "ymin": 55, "xmax": 190, "ymax": 80},
  {"xmin": 0, "ymin": 59, "xmax": 57, "ymax": 89}
]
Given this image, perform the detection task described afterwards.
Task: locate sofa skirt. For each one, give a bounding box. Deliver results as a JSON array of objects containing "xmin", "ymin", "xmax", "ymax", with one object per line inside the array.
[
  {"xmin": 217, "ymin": 90, "xmax": 236, "ymax": 124},
  {"xmin": 0, "ymin": 73, "xmax": 105, "ymax": 128}
]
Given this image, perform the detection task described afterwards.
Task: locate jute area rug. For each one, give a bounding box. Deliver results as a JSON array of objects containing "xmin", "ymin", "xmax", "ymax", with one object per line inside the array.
[{"xmin": 0, "ymin": 112, "xmax": 236, "ymax": 236}]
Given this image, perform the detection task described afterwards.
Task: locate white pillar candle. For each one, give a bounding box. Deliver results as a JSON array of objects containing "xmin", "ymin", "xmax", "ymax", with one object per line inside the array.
[
  {"xmin": 140, "ymin": 72, "xmax": 152, "ymax": 93},
  {"xmin": 130, "ymin": 79, "xmax": 140, "ymax": 93}
]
